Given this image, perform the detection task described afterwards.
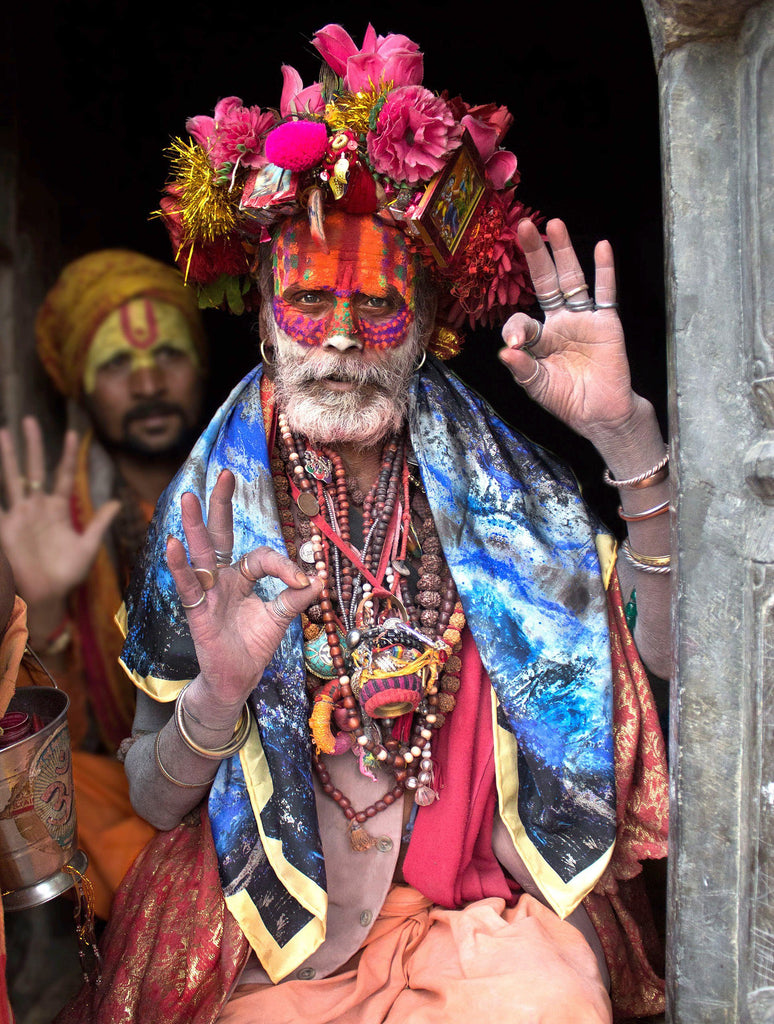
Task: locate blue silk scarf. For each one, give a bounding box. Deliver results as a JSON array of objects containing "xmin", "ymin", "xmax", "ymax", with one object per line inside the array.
[{"xmin": 120, "ymin": 356, "xmax": 614, "ymax": 979}]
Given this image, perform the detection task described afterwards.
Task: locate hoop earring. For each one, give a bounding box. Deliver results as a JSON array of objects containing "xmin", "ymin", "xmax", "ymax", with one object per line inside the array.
[
  {"xmin": 412, "ymin": 349, "xmax": 427, "ymax": 374},
  {"xmin": 260, "ymin": 340, "xmax": 275, "ymax": 366}
]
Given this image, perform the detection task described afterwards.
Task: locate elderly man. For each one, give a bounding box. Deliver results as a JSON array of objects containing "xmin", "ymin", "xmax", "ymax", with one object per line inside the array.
[
  {"xmin": 57, "ymin": 25, "xmax": 669, "ymax": 1024},
  {"xmin": 0, "ymin": 249, "xmax": 208, "ymax": 917}
]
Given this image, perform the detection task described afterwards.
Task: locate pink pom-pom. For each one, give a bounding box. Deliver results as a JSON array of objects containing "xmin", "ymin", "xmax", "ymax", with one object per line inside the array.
[{"xmin": 265, "ymin": 120, "xmax": 328, "ymax": 171}]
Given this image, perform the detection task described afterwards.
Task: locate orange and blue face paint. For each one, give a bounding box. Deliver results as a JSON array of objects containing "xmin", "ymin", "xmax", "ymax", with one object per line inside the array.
[{"xmin": 271, "ymin": 211, "xmax": 416, "ymax": 349}]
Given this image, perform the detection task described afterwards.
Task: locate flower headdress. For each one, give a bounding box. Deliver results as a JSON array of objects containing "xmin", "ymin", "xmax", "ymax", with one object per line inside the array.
[{"xmin": 158, "ymin": 23, "xmax": 539, "ymax": 357}]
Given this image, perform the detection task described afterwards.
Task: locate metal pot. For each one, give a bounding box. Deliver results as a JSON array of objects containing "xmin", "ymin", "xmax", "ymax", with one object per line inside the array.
[{"xmin": 0, "ymin": 687, "xmax": 78, "ymax": 905}]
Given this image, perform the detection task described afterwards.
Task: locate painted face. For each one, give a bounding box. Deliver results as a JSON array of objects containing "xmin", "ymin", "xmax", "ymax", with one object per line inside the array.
[
  {"xmin": 83, "ymin": 298, "xmax": 203, "ymax": 454},
  {"xmin": 83, "ymin": 298, "xmax": 201, "ymax": 393},
  {"xmin": 271, "ymin": 212, "xmax": 416, "ymax": 350}
]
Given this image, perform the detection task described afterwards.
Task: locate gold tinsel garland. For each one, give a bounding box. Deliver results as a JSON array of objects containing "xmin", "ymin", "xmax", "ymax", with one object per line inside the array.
[
  {"xmin": 324, "ymin": 84, "xmax": 391, "ymax": 136},
  {"xmin": 164, "ymin": 137, "xmax": 242, "ymax": 245}
]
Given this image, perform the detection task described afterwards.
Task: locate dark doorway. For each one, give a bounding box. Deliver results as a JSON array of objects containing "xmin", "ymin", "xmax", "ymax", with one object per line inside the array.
[{"xmin": 11, "ymin": 0, "xmax": 665, "ymax": 531}]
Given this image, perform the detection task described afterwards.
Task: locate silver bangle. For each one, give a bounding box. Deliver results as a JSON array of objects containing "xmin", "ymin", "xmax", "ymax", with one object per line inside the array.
[
  {"xmin": 154, "ymin": 731, "xmax": 216, "ymax": 788},
  {"xmin": 603, "ymin": 450, "xmax": 669, "ymax": 490},
  {"xmin": 174, "ymin": 683, "xmax": 252, "ymax": 759},
  {"xmin": 617, "ymin": 499, "xmax": 670, "ymax": 523}
]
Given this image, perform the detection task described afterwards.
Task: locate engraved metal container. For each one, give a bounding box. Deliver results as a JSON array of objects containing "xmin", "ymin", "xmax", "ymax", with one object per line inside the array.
[{"xmin": 0, "ymin": 687, "xmax": 79, "ymax": 908}]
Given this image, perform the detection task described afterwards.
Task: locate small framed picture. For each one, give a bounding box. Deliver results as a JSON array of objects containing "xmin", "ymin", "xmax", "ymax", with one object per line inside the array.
[{"xmin": 409, "ymin": 133, "xmax": 488, "ymax": 267}]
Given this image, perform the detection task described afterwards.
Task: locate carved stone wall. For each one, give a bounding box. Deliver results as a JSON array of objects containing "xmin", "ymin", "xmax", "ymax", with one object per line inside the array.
[{"xmin": 643, "ymin": 0, "xmax": 774, "ymax": 1020}]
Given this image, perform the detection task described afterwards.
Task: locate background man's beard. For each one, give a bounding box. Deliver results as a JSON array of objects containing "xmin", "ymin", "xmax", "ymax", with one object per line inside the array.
[{"xmin": 271, "ymin": 319, "xmax": 423, "ymax": 446}]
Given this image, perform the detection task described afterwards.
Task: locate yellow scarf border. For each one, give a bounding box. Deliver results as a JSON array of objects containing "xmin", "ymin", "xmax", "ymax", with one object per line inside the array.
[
  {"xmin": 493, "ymin": 533, "xmax": 618, "ymax": 920},
  {"xmin": 116, "ymin": 603, "xmax": 329, "ymax": 980}
]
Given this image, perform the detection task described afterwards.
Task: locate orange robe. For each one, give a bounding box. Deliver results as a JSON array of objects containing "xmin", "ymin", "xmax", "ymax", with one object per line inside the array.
[{"xmin": 64, "ymin": 434, "xmax": 155, "ymax": 919}]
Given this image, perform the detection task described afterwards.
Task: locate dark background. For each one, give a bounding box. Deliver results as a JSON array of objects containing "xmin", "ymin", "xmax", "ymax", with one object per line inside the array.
[{"xmin": 10, "ymin": 0, "xmax": 666, "ymax": 531}]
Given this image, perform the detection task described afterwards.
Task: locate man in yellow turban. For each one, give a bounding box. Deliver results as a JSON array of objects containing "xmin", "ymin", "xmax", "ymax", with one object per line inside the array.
[{"xmin": 0, "ymin": 249, "xmax": 208, "ymax": 919}]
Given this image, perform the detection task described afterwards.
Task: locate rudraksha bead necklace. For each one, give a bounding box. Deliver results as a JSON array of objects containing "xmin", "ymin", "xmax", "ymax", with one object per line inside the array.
[{"xmin": 274, "ymin": 412, "xmax": 466, "ymax": 850}]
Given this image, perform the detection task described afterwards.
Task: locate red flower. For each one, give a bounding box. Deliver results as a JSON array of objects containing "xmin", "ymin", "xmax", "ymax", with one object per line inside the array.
[
  {"xmin": 443, "ymin": 193, "xmax": 538, "ymax": 327},
  {"xmin": 160, "ymin": 194, "xmax": 250, "ymax": 286}
]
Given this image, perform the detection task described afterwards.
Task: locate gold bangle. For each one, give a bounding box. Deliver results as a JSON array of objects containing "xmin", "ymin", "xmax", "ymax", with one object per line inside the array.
[
  {"xmin": 621, "ymin": 539, "xmax": 671, "ymax": 574},
  {"xmin": 154, "ymin": 732, "xmax": 216, "ymax": 789},
  {"xmin": 174, "ymin": 685, "xmax": 251, "ymax": 760},
  {"xmin": 603, "ymin": 451, "xmax": 669, "ymax": 490}
]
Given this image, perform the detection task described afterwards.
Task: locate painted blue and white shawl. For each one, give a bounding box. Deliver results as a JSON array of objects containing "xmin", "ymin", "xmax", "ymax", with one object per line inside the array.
[{"xmin": 120, "ymin": 356, "xmax": 614, "ymax": 981}]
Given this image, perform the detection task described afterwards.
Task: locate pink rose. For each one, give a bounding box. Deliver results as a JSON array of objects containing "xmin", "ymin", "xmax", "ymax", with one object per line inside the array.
[
  {"xmin": 311, "ymin": 23, "xmax": 423, "ymax": 93},
  {"xmin": 368, "ymin": 85, "xmax": 462, "ymax": 185}
]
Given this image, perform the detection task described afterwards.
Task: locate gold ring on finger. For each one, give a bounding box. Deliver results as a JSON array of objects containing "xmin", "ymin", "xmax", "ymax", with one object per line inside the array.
[
  {"xmin": 516, "ymin": 358, "xmax": 542, "ymax": 388},
  {"xmin": 181, "ymin": 592, "xmax": 207, "ymax": 610},
  {"xmin": 193, "ymin": 567, "xmax": 218, "ymax": 591},
  {"xmin": 27, "ymin": 479, "xmax": 44, "ymax": 492},
  {"xmin": 524, "ymin": 319, "xmax": 543, "ymax": 350},
  {"xmin": 239, "ymin": 554, "xmax": 260, "ymax": 583},
  {"xmin": 562, "ymin": 284, "xmax": 588, "ymax": 300}
]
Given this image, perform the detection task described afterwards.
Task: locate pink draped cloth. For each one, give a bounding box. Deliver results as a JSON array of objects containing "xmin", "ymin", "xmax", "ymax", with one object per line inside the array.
[{"xmin": 220, "ymin": 884, "xmax": 612, "ymax": 1024}]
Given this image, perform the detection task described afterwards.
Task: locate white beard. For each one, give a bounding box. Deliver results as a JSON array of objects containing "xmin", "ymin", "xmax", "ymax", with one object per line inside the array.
[{"xmin": 268, "ymin": 314, "xmax": 423, "ymax": 446}]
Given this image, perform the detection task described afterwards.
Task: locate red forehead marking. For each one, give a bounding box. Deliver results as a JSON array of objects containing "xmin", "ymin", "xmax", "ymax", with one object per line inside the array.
[{"xmin": 118, "ymin": 300, "xmax": 159, "ymax": 350}]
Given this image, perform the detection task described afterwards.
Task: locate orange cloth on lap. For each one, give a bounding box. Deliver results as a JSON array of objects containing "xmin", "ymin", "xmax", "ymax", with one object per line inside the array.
[
  {"xmin": 220, "ymin": 884, "xmax": 611, "ymax": 1024},
  {"xmin": 72, "ymin": 752, "xmax": 156, "ymax": 921}
]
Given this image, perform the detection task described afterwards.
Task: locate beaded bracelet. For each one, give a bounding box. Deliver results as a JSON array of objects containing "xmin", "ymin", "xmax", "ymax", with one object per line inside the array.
[
  {"xmin": 621, "ymin": 539, "xmax": 671, "ymax": 574},
  {"xmin": 604, "ymin": 451, "xmax": 669, "ymax": 490},
  {"xmin": 174, "ymin": 684, "xmax": 252, "ymax": 760},
  {"xmin": 154, "ymin": 731, "xmax": 216, "ymax": 789},
  {"xmin": 617, "ymin": 499, "xmax": 670, "ymax": 523}
]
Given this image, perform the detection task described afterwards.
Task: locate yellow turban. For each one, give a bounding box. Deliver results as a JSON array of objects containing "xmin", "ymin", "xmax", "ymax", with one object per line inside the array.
[{"xmin": 35, "ymin": 249, "xmax": 208, "ymax": 398}]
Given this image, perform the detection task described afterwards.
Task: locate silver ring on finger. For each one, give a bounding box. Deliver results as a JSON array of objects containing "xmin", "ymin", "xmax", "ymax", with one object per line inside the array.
[
  {"xmin": 239, "ymin": 554, "xmax": 261, "ymax": 583},
  {"xmin": 524, "ymin": 319, "xmax": 543, "ymax": 350},
  {"xmin": 181, "ymin": 592, "xmax": 207, "ymax": 610},
  {"xmin": 193, "ymin": 567, "xmax": 218, "ymax": 591},
  {"xmin": 594, "ymin": 301, "xmax": 619, "ymax": 310},
  {"xmin": 566, "ymin": 298, "xmax": 596, "ymax": 312},
  {"xmin": 214, "ymin": 548, "xmax": 232, "ymax": 567},
  {"xmin": 27, "ymin": 479, "xmax": 44, "ymax": 493},
  {"xmin": 537, "ymin": 287, "xmax": 565, "ymax": 312},
  {"xmin": 516, "ymin": 358, "xmax": 542, "ymax": 388},
  {"xmin": 270, "ymin": 592, "xmax": 296, "ymax": 620}
]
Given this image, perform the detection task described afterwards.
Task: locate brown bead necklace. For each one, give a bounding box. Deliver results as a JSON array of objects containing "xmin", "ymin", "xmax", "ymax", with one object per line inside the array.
[{"xmin": 273, "ymin": 413, "xmax": 466, "ymax": 850}]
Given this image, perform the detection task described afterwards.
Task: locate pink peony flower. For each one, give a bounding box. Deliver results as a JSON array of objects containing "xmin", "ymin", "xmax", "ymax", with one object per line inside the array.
[
  {"xmin": 311, "ymin": 23, "xmax": 423, "ymax": 93},
  {"xmin": 367, "ymin": 85, "xmax": 462, "ymax": 185},
  {"xmin": 186, "ymin": 96, "xmax": 276, "ymax": 171},
  {"xmin": 280, "ymin": 65, "xmax": 325, "ymax": 117}
]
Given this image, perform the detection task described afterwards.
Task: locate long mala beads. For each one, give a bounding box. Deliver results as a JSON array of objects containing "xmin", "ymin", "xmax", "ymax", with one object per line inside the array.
[{"xmin": 273, "ymin": 413, "xmax": 466, "ymax": 849}]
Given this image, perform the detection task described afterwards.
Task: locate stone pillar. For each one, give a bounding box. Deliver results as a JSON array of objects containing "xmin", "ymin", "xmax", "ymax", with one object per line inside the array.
[{"xmin": 641, "ymin": 0, "xmax": 774, "ymax": 1019}]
